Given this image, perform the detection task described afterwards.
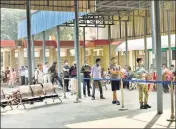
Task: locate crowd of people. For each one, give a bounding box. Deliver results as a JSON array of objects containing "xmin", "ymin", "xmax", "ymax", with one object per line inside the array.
[{"xmin": 1, "ymin": 57, "xmax": 175, "ymax": 109}]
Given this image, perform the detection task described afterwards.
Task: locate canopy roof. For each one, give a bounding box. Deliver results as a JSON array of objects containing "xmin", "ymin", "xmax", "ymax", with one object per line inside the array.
[
  {"xmin": 18, "ymin": 11, "xmax": 87, "ymax": 39},
  {"xmin": 116, "ymin": 34, "xmax": 176, "ymax": 51},
  {"xmin": 0, "ymin": 0, "xmax": 95, "ymax": 12}
]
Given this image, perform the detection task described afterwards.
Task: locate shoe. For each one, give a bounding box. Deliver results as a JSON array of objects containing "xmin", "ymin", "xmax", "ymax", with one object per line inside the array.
[
  {"xmin": 100, "ymin": 96, "xmax": 105, "ymax": 99},
  {"xmin": 66, "ymin": 89, "xmax": 71, "ymax": 92},
  {"xmin": 112, "ymin": 101, "xmax": 117, "ymax": 104},
  {"xmin": 144, "ymin": 104, "xmax": 151, "ymax": 108},
  {"xmin": 88, "ymin": 94, "xmax": 91, "ymax": 97},
  {"xmin": 116, "ymin": 100, "xmax": 120, "ymax": 105},
  {"xmin": 140, "ymin": 105, "xmax": 147, "ymax": 109},
  {"xmin": 91, "ymin": 97, "xmax": 95, "ymax": 100}
]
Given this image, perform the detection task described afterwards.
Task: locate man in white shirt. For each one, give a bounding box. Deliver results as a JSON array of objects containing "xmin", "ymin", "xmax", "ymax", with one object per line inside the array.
[
  {"xmin": 91, "ymin": 58, "xmax": 105, "ymax": 100},
  {"xmin": 35, "ymin": 64, "xmax": 43, "ymax": 84},
  {"xmin": 43, "ymin": 62, "xmax": 51, "ymax": 83}
]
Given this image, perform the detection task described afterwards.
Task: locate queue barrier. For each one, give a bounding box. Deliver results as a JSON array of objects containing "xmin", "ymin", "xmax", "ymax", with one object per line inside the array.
[{"xmin": 62, "ymin": 77, "xmax": 175, "ymax": 120}]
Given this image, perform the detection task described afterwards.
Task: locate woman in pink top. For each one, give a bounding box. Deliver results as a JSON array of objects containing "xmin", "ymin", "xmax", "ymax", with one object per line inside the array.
[{"xmin": 9, "ymin": 68, "xmax": 16, "ymax": 88}]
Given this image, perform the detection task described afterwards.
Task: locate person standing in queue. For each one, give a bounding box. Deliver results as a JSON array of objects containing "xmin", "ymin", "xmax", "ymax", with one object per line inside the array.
[
  {"xmin": 34, "ymin": 64, "xmax": 43, "ymax": 84},
  {"xmin": 81, "ymin": 60, "xmax": 91, "ymax": 97},
  {"xmin": 69, "ymin": 61, "xmax": 77, "ymax": 95},
  {"xmin": 135, "ymin": 58, "xmax": 151, "ymax": 109},
  {"xmin": 63, "ymin": 60, "xmax": 70, "ymax": 92},
  {"xmin": 48, "ymin": 61, "xmax": 63, "ymax": 87},
  {"xmin": 43, "ymin": 62, "xmax": 51, "ymax": 83},
  {"xmin": 109, "ymin": 57, "xmax": 121, "ymax": 105},
  {"xmin": 91, "ymin": 58, "xmax": 105, "ymax": 100},
  {"xmin": 19, "ymin": 66, "xmax": 25, "ymax": 85}
]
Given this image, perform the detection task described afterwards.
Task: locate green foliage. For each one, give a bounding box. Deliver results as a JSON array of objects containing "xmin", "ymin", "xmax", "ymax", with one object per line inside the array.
[{"xmin": 1, "ymin": 8, "xmax": 26, "ymax": 40}]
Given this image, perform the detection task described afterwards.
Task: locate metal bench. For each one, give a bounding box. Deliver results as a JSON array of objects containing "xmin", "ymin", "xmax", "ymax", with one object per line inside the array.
[
  {"xmin": 30, "ymin": 84, "xmax": 45, "ymax": 101},
  {"xmin": 1, "ymin": 89, "xmax": 13, "ymax": 110},
  {"xmin": 42, "ymin": 83, "xmax": 62, "ymax": 103}
]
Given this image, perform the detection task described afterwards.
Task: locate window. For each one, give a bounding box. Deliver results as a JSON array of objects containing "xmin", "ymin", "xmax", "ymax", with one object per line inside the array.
[{"xmin": 172, "ymin": 50, "xmax": 176, "ymax": 60}]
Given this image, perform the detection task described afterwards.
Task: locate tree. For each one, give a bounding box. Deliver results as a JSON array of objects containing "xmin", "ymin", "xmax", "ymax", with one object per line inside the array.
[{"xmin": 1, "ymin": 8, "xmax": 26, "ymax": 40}]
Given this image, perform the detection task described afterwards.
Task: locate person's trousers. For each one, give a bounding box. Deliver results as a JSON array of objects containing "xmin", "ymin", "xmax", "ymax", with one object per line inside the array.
[
  {"xmin": 83, "ymin": 77, "xmax": 91, "ymax": 95},
  {"xmin": 92, "ymin": 80, "xmax": 103, "ymax": 98},
  {"xmin": 64, "ymin": 76, "xmax": 69, "ymax": 91},
  {"xmin": 25, "ymin": 77, "xmax": 28, "ymax": 85},
  {"xmin": 9, "ymin": 80, "xmax": 15, "ymax": 87},
  {"xmin": 163, "ymin": 84, "xmax": 169, "ymax": 92},
  {"xmin": 21, "ymin": 76, "xmax": 25, "ymax": 85},
  {"xmin": 43, "ymin": 73, "xmax": 51, "ymax": 83},
  {"xmin": 51, "ymin": 74, "xmax": 63, "ymax": 87},
  {"xmin": 70, "ymin": 78, "xmax": 77, "ymax": 94},
  {"xmin": 138, "ymin": 84, "xmax": 149, "ymax": 104}
]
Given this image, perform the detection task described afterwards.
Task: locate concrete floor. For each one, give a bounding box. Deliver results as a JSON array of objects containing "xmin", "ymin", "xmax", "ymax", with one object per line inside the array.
[{"xmin": 1, "ymin": 83, "xmax": 175, "ymax": 128}]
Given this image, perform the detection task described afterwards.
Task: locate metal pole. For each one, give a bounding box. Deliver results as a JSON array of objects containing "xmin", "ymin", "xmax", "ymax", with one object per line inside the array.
[
  {"xmin": 31, "ymin": 35, "xmax": 35, "ymax": 76},
  {"xmin": 119, "ymin": 78, "xmax": 128, "ymax": 111},
  {"xmin": 26, "ymin": 0, "xmax": 32, "ymax": 85},
  {"xmin": 56, "ymin": 26, "xmax": 61, "ymax": 78},
  {"xmin": 134, "ymin": 50, "xmax": 137, "ymax": 70},
  {"xmin": 151, "ymin": 1, "xmax": 156, "ymax": 69},
  {"xmin": 83, "ymin": 27, "xmax": 86, "ymax": 63},
  {"xmin": 167, "ymin": 81, "xmax": 175, "ymax": 121},
  {"xmin": 144, "ymin": 11, "xmax": 148, "ymax": 70},
  {"xmin": 42, "ymin": 31, "xmax": 46, "ymax": 65},
  {"xmin": 167, "ymin": 11, "xmax": 172, "ymax": 67},
  {"xmin": 154, "ymin": 0, "xmax": 163, "ymax": 114},
  {"xmin": 74, "ymin": 0, "xmax": 82, "ymax": 99},
  {"xmin": 125, "ymin": 22, "xmax": 128, "ymax": 65},
  {"xmin": 108, "ymin": 25, "xmax": 111, "ymax": 64}
]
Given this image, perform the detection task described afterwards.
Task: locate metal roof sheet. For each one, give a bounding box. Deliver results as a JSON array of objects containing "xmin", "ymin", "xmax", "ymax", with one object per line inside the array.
[{"xmin": 18, "ymin": 11, "xmax": 87, "ymax": 39}]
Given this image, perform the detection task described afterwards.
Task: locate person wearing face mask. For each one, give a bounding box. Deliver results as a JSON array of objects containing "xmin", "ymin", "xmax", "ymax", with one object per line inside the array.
[
  {"xmin": 81, "ymin": 60, "xmax": 91, "ymax": 97},
  {"xmin": 135, "ymin": 58, "xmax": 151, "ymax": 109},
  {"xmin": 91, "ymin": 58, "xmax": 105, "ymax": 100},
  {"xmin": 63, "ymin": 60, "xmax": 70, "ymax": 92},
  {"xmin": 69, "ymin": 61, "xmax": 77, "ymax": 95}
]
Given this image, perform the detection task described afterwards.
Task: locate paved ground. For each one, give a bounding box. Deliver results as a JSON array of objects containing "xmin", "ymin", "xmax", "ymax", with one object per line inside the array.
[{"xmin": 1, "ymin": 83, "xmax": 175, "ymax": 128}]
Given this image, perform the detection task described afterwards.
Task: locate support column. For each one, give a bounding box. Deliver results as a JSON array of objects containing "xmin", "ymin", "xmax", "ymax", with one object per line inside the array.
[
  {"xmin": 167, "ymin": 11, "xmax": 172, "ymax": 67},
  {"xmin": 10, "ymin": 49, "xmax": 15, "ymax": 68},
  {"xmin": 42, "ymin": 31, "xmax": 46, "ymax": 65},
  {"xmin": 151, "ymin": 1, "xmax": 156, "ymax": 69},
  {"xmin": 125, "ymin": 22, "xmax": 128, "ymax": 65},
  {"xmin": 18, "ymin": 48, "xmax": 24, "ymax": 67},
  {"xmin": 134, "ymin": 50, "xmax": 137, "ymax": 70},
  {"xmin": 90, "ymin": 49, "xmax": 94, "ymax": 66},
  {"xmin": 74, "ymin": 0, "xmax": 81, "ymax": 99},
  {"xmin": 26, "ymin": 0, "xmax": 32, "ymax": 85},
  {"xmin": 83, "ymin": 27, "xmax": 86, "ymax": 63},
  {"xmin": 39, "ymin": 50, "xmax": 43, "ymax": 64},
  {"xmin": 56, "ymin": 26, "xmax": 61, "ymax": 77},
  {"xmin": 31, "ymin": 35, "xmax": 35, "ymax": 75},
  {"xmin": 108, "ymin": 25, "xmax": 111, "ymax": 63},
  {"xmin": 152, "ymin": 0, "xmax": 163, "ymax": 114},
  {"xmin": 3, "ymin": 51, "xmax": 9, "ymax": 69},
  {"xmin": 67, "ymin": 49, "xmax": 71, "ymax": 66},
  {"xmin": 103, "ymin": 46, "xmax": 110, "ymax": 70},
  {"xmin": 49, "ymin": 47, "xmax": 55, "ymax": 66},
  {"xmin": 144, "ymin": 11, "xmax": 149, "ymax": 70}
]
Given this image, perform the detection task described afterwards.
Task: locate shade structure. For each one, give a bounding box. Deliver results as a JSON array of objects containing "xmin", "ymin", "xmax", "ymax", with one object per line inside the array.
[
  {"xmin": 116, "ymin": 34, "xmax": 176, "ymax": 51},
  {"xmin": 0, "ymin": 0, "xmax": 95, "ymax": 12}
]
